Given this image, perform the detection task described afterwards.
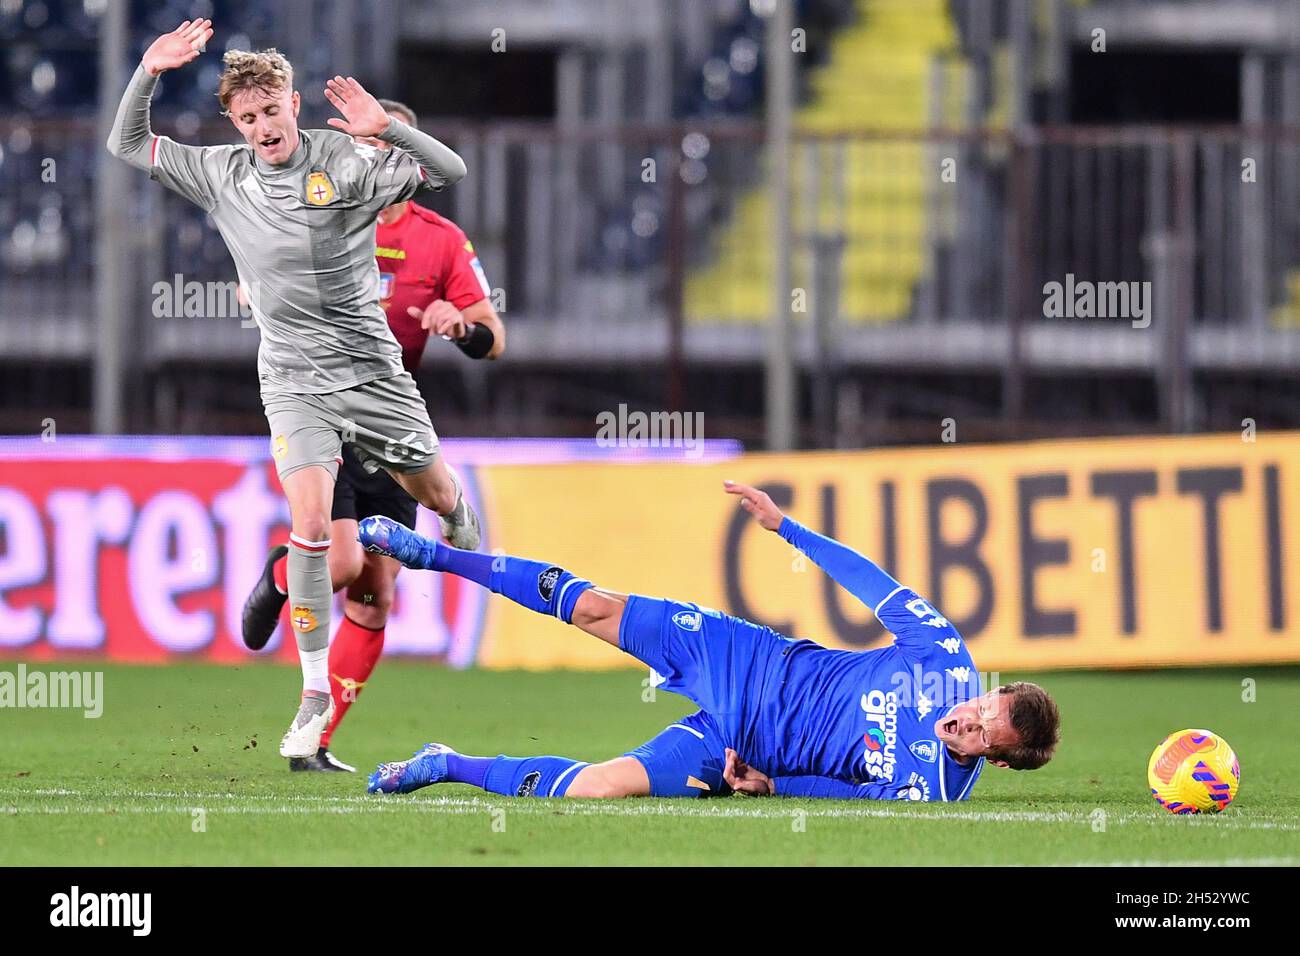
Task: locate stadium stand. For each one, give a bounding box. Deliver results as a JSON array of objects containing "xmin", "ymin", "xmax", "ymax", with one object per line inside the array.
[{"xmin": 4, "ymin": 0, "xmax": 1300, "ymax": 440}]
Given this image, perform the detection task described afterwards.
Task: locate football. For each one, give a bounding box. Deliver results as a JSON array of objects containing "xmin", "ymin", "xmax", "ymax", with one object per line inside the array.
[{"xmin": 1147, "ymin": 729, "xmax": 1240, "ymax": 814}]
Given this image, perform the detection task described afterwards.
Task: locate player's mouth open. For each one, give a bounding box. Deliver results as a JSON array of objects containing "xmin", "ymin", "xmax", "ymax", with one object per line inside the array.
[
  {"xmin": 261, "ymin": 136, "xmax": 282, "ymax": 149},
  {"xmin": 943, "ymin": 719, "xmax": 958, "ymax": 735}
]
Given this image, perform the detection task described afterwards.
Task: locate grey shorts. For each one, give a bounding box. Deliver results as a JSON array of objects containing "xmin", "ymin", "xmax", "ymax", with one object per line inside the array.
[{"xmin": 262, "ymin": 373, "xmax": 439, "ymax": 481}]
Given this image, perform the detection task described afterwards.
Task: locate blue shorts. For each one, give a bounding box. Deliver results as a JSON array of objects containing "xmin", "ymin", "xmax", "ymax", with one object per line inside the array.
[
  {"xmin": 618, "ymin": 595, "xmax": 795, "ymax": 797},
  {"xmin": 624, "ymin": 711, "xmax": 728, "ymax": 798}
]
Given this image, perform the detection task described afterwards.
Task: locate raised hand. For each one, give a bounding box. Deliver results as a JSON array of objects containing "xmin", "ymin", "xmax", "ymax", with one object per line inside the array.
[
  {"xmin": 142, "ymin": 19, "xmax": 213, "ymax": 77},
  {"xmin": 324, "ymin": 76, "xmax": 390, "ymax": 138},
  {"xmin": 722, "ymin": 480, "xmax": 785, "ymax": 532}
]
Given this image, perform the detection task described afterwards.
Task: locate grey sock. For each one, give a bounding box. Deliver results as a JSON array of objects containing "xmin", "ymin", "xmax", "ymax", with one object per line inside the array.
[{"xmin": 287, "ymin": 535, "xmax": 331, "ymax": 655}]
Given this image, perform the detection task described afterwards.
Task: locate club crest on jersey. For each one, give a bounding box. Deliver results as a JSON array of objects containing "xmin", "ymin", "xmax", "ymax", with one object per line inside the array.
[
  {"xmin": 378, "ymin": 272, "xmax": 395, "ymax": 300},
  {"xmin": 910, "ymin": 739, "xmax": 939, "ymax": 763},
  {"xmin": 304, "ymin": 170, "xmax": 336, "ymax": 206},
  {"xmin": 537, "ymin": 566, "xmax": 563, "ymax": 602},
  {"xmin": 517, "ymin": 770, "xmax": 542, "ymax": 797},
  {"xmin": 291, "ymin": 606, "xmax": 319, "ymax": 633},
  {"xmin": 271, "ymin": 434, "xmax": 288, "ymax": 460},
  {"xmin": 672, "ymin": 610, "xmax": 702, "ymax": 632}
]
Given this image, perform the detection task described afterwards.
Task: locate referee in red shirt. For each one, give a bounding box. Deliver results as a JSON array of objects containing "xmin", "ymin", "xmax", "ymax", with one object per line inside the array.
[{"xmin": 240, "ymin": 99, "xmax": 505, "ymax": 772}]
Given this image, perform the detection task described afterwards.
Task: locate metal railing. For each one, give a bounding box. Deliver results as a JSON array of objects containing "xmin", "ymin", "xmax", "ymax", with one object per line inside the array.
[{"xmin": 2, "ymin": 119, "xmax": 1299, "ymax": 433}]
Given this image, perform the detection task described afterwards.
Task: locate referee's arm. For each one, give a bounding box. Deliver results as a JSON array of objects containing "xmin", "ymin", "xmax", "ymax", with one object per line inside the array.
[{"xmin": 459, "ymin": 298, "xmax": 505, "ymax": 360}]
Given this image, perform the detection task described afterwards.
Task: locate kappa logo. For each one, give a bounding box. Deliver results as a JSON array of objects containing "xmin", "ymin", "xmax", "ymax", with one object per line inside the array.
[
  {"xmin": 905, "ymin": 596, "xmax": 950, "ymax": 629},
  {"xmin": 305, "ymin": 170, "xmax": 336, "ymax": 206},
  {"xmin": 672, "ymin": 610, "xmax": 702, "ymax": 632},
  {"xmin": 934, "ymin": 637, "xmax": 962, "ymax": 655},
  {"xmin": 910, "ymin": 739, "xmax": 939, "ymax": 763},
  {"xmin": 916, "ymin": 692, "xmax": 933, "ymax": 719},
  {"xmin": 537, "ymin": 567, "xmax": 563, "ymax": 602},
  {"xmin": 517, "ymin": 770, "xmax": 542, "ymax": 797}
]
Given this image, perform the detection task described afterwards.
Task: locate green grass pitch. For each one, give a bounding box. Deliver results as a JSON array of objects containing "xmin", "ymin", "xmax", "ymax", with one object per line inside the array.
[{"xmin": 2, "ymin": 662, "xmax": 1297, "ymax": 866}]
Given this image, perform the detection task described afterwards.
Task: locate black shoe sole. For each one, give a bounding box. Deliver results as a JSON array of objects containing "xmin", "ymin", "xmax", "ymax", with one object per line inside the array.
[
  {"xmin": 289, "ymin": 750, "xmax": 354, "ymax": 772},
  {"xmin": 241, "ymin": 544, "xmax": 289, "ymax": 651}
]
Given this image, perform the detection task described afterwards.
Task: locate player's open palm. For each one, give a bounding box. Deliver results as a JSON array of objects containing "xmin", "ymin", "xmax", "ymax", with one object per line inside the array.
[
  {"xmin": 723, "ymin": 480, "xmax": 784, "ymax": 532},
  {"xmin": 325, "ymin": 76, "xmax": 389, "ymax": 137},
  {"xmin": 724, "ymin": 748, "xmax": 773, "ymax": 796},
  {"xmin": 143, "ymin": 19, "xmax": 213, "ymax": 77}
]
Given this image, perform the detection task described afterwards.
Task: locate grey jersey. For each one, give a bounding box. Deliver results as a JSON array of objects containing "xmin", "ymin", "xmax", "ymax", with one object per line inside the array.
[{"xmin": 108, "ymin": 65, "xmax": 467, "ymax": 395}]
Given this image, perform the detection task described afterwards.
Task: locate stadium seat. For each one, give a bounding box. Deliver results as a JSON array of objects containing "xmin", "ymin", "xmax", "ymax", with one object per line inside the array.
[{"xmin": 685, "ymin": 0, "xmax": 964, "ymax": 324}]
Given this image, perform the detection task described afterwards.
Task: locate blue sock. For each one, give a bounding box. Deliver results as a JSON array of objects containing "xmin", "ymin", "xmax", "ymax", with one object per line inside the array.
[
  {"xmin": 430, "ymin": 543, "xmax": 493, "ymax": 587},
  {"xmin": 444, "ymin": 753, "xmax": 493, "ymax": 789},
  {"xmin": 482, "ymin": 755, "xmax": 590, "ymax": 798},
  {"xmin": 434, "ymin": 544, "xmax": 593, "ymax": 624}
]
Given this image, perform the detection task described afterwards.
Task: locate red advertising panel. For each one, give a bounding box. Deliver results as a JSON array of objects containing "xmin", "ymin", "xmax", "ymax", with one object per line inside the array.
[{"xmin": 0, "ymin": 437, "xmax": 740, "ymax": 666}]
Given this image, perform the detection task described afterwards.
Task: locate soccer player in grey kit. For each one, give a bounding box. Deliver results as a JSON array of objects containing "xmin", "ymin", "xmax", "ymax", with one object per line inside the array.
[{"xmin": 107, "ymin": 19, "xmax": 482, "ymax": 758}]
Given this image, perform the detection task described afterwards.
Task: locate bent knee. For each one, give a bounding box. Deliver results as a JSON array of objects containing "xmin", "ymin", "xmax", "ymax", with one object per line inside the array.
[{"xmin": 292, "ymin": 516, "xmax": 332, "ymax": 545}]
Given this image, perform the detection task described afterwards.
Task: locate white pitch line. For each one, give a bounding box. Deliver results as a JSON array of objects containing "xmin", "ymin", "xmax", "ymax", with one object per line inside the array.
[
  {"xmin": 1064, "ymin": 857, "xmax": 1299, "ymax": 868},
  {"xmin": 3, "ymin": 792, "xmax": 1298, "ymax": 830},
  {"xmin": 4, "ymin": 805, "xmax": 451, "ymax": 816}
]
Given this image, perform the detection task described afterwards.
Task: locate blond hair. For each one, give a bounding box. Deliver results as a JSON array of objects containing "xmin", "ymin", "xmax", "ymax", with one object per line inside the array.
[{"xmin": 217, "ymin": 48, "xmax": 294, "ymax": 114}]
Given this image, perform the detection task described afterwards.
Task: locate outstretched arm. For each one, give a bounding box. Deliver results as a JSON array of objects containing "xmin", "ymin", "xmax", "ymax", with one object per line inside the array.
[
  {"xmin": 723, "ymin": 480, "xmax": 901, "ymax": 612},
  {"xmin": 107, "ymin": 19, "xmax": 213, "ymax": 169},
  {"xmin": 724, "ymin": 750, "xmax": 886, "ymax": 800},
  {"xmin": 770, "ymin": 775, "xmax": 888, "ymax": 799},
  {"xmin": 324, "ymin": 75, "xmax": 467, "ymax": 188}
]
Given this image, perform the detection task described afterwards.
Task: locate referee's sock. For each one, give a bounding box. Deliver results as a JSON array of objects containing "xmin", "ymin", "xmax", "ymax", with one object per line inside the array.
[{"xmin": 321, "ymin": 616, "xmax": 384, "ymax": 749}]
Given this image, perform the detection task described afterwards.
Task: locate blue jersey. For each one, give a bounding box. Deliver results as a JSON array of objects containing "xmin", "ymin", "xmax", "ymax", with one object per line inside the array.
[{"xmin": 748, "ymin": 519, "xmax": 985, "ymax": 801}]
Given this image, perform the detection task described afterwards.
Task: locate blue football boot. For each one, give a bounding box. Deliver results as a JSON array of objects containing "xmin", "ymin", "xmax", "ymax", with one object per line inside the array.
[
  {"xmin": 357, "ymin": 515, "xmax": 437, "ymax": 569},
  {"xmin": 367, "ymin": 742, "xmax": 456, "ymax": 794}
]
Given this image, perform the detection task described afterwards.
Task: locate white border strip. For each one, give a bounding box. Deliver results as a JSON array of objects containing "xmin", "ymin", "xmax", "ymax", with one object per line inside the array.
[
  {"xmin": 549, "ymin": 761, "xmax": 588, "ymax": 797},
  {"xmin": 667, "ymin": 723, "xmax": 706, "ymax": 740},
  {"xmin": 873, "ymin": 585, "xmax": 907, "ymax": 616}
]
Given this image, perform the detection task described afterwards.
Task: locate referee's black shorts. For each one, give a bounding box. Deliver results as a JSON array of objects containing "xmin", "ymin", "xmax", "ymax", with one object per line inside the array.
[{"xmin": 331, "ymin": 443, "xmax": 419, "ymax": 528}]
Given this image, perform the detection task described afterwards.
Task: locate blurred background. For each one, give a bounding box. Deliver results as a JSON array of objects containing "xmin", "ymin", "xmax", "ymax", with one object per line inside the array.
[{"xmin": 2, "ymin": 0, "xmax": 1299, "ymax": 448}]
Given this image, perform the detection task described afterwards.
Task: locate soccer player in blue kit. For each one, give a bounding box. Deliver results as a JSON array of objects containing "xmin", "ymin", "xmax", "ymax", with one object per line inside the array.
[{"xmin": 360, "ymin": 481, "xmax": 1060, "ymax": 801}]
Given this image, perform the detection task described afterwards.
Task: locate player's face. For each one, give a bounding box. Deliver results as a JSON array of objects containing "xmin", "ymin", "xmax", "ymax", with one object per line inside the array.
[
  {"xmin": 228, "ymin": 85, "xmax": 302, "ymax": 166},
  {"xmin": 935, "ymin": 688, "xmax": 1019, "ymax": 766}
]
